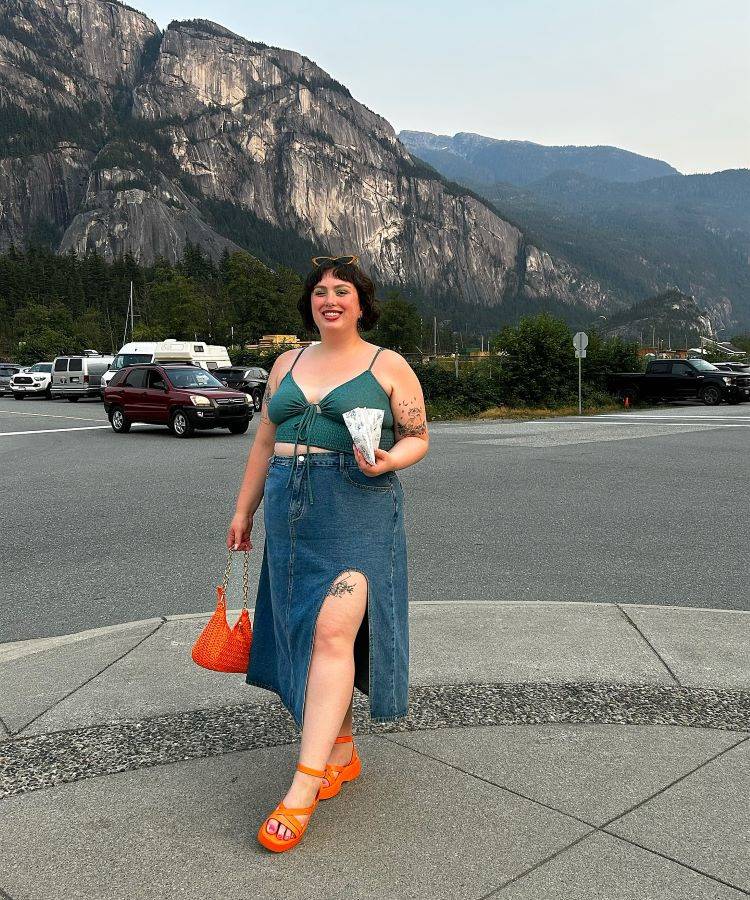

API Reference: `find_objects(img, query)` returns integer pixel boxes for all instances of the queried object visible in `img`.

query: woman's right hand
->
[227,512,253,551]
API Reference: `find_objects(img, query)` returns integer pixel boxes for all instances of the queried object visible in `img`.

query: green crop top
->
[267,344,395,504]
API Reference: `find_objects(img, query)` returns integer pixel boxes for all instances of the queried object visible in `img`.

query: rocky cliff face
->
[603,290,716,343]
[0,0,610,314]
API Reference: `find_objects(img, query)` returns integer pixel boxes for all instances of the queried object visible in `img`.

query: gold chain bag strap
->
[191,549,253,672]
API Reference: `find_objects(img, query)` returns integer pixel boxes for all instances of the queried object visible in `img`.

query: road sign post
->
[573,332,589,415]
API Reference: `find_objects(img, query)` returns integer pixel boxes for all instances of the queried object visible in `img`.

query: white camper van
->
[100,340,232,393]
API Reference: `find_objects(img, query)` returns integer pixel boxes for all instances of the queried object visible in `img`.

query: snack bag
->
[342,407,385,465]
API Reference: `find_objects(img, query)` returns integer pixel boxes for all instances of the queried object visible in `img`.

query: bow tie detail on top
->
[285,402,323,504]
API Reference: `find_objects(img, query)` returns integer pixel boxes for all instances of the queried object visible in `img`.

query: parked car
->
[0,364,23,395]
[103,364,253,437]
[51,353,115,401]
[607,358,750,405]
[715,362,750,374]
[9,362,54,399]
[100,339,232,394]
[214,366,269,410]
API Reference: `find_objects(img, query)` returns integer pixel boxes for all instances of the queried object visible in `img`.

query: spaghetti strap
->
[367,346,383,370]
[289,347,306,373]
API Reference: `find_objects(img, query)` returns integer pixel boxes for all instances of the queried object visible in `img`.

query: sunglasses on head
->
[311,254,360,268]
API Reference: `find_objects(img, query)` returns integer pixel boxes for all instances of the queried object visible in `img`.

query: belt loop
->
[339,452,345,471]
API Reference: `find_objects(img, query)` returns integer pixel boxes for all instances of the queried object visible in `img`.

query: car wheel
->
[12,393,24,400]
[67,396,79,403]
[171,409,195,437]
[45,387,52,399]
[109,406,131,433]
[253,390,262,411]
[618,386,638,404]
[228,419,250,434]
[700,385,723,405]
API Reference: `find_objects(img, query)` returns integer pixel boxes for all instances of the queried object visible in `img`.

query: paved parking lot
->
[2,395,749,642]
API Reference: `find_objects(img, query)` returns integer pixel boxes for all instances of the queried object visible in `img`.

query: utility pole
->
[122,281,134,346]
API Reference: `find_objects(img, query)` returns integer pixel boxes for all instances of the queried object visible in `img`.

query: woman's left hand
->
[353,445,396,476]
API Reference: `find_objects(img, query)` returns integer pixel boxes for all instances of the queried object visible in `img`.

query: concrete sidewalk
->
[1,601,748,899]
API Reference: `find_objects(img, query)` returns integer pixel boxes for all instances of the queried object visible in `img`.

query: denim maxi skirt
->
[246,451,409,728]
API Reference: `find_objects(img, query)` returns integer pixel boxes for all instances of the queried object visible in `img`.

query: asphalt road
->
[2,394,749,642]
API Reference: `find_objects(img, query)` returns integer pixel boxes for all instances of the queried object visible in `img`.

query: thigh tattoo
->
[327,572,358,598]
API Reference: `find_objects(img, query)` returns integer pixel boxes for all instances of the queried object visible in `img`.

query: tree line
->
[0,242,304,362]
[0,242,648,411]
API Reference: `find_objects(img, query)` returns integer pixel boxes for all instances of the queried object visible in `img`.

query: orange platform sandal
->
[318,735,362,800]
[257,763,324,852]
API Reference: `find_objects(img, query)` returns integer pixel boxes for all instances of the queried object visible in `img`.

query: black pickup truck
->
[607,358,750,405]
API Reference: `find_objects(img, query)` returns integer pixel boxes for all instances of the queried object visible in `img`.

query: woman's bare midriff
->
[273,442,336,455]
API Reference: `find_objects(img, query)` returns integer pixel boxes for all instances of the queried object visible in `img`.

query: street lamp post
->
[452,331,459,378]
[440,319,450,357]
[433,318,450,357]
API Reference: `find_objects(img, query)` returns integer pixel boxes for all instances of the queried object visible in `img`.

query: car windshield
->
[112,353,152,370]
[165,368,225,389]
[690,359,719,372]
[29,363,53,373]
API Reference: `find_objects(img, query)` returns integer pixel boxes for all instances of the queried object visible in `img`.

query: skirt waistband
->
[268,450,360,469]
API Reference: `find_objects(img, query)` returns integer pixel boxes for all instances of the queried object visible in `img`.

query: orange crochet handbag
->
[191,549,253,673]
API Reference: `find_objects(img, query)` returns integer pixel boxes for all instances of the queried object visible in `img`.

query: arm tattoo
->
[395,395,427,438]
[260,380,274,425]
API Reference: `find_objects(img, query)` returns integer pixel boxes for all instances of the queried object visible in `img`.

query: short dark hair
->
[298,261,381,333]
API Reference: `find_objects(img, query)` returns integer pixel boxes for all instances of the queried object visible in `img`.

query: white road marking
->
[593,413,750,421]
[0,410,104,422]
[529,420,750,428]
[0,425,113,436]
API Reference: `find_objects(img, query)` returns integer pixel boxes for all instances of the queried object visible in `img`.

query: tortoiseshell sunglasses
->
[311,254,360,267]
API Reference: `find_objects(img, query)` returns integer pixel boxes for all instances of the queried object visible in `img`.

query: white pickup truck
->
[10,362,54,399]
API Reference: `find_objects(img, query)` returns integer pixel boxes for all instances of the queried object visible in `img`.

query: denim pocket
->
[341,466,393,492]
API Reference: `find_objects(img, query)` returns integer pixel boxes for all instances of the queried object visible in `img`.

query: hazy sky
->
[133,0,749,174]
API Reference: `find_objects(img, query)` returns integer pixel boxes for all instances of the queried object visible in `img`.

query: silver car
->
[0,364,22,395]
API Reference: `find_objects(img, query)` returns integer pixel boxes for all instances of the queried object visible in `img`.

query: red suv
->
[103,364,252,437]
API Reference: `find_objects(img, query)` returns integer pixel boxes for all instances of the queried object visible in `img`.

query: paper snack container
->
[342,407,384,465]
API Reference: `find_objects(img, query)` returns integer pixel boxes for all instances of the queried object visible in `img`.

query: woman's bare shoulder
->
[375,348,419,382]
[269,348,302,382]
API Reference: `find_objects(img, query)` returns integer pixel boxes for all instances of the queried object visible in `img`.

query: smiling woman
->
[270,262,390,460]
[227,255,429,852]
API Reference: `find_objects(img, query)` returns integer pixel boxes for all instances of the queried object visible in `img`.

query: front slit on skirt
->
[246,450,409,728]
